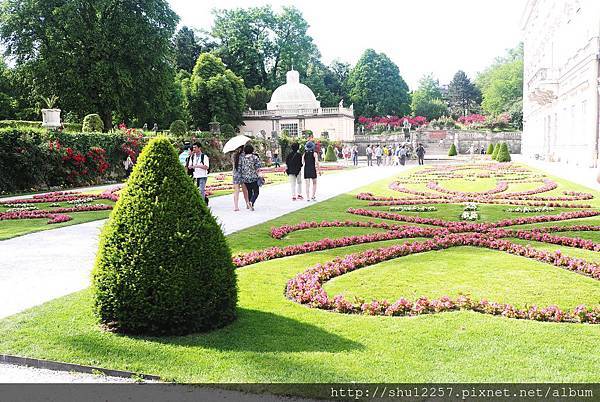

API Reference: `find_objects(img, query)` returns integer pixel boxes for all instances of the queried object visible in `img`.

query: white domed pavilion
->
[241,69,355,142]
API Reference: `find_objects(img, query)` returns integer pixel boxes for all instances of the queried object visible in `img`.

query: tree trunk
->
[101,110,112,132]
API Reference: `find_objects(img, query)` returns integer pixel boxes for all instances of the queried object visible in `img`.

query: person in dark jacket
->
[416,143,425,165]
[285,142,304,200]
[303,141,321,201]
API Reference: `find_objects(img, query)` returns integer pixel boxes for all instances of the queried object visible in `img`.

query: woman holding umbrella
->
[223,135,252,211]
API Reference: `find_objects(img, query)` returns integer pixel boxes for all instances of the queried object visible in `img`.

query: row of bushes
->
[447,142,511,162]
[0,120,83,132]
[0,126,240,193]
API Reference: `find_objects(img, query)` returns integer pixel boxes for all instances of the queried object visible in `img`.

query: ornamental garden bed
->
[0,162,598,387]
[0,165,349,240]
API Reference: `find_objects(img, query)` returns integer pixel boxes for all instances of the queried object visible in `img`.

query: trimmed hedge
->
[83,114,104,132]
[0,127,132,192]
[491,143,501,160]
[448,143,457,156]
[496,142,511,162]
[169,120,187,136]
[92,137,237,335]
[0,127,234,193]
[0,120,82,132]
[324,144,337,162]
[486,143,494,155]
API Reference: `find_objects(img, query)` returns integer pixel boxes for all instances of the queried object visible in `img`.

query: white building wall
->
[240,115,355,142]
[522,0,600,167]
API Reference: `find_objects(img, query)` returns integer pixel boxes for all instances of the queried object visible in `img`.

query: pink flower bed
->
[285,237,599,323]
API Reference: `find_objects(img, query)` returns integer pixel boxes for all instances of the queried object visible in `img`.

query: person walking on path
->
[187,142,210,200]
[239,144,262,211]
[232,146,250,211]
[375,144,383,166]
[416,143,425,165]
[399,144,407,166]
[303,141,321,201]
[352,145,359,166]
[273,150,281,168]
[286,143,304,201]
[366,144,373,166]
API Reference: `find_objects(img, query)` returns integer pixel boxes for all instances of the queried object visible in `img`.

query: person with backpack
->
[186,142,210,202]
[239,143,263,211]
[285,142,304,201]
[399,144,408,166]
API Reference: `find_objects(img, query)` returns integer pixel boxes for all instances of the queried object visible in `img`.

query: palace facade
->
[239,70,355,142]
[521,0,600,166]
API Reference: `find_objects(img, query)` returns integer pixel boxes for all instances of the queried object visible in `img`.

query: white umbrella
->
[222,135,251,154]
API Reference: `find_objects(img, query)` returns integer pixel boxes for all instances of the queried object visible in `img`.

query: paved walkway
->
[0,165,406,320]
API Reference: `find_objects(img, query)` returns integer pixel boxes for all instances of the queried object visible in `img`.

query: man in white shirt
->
[187,142,210,199]
[366,145,373,166]
[375,144,383,166]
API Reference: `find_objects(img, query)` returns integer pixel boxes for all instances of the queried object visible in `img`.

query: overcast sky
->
[169,0,525,90]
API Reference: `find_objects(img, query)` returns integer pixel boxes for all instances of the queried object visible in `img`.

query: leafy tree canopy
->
[348,49,410,117]
[0,0,180,129]
[212,5,318,90]
[447,70,481,117]
[411,74,447,120]
[186,53,246,130]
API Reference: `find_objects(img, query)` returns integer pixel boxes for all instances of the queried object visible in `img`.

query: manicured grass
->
[324,246,600,309]
[0,162,599,388]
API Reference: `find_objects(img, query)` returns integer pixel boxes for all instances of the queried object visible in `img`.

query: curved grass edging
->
[0,354,161,381]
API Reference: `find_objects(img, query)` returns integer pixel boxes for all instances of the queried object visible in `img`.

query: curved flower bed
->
[285,237,599,323]
[243,163,600,325]
[0,204,113,224]
[427,180,509,196]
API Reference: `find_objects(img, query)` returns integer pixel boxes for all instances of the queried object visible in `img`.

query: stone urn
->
[41,109,61,129]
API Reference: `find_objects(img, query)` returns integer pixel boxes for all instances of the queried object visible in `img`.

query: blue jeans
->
[196,177,207,199]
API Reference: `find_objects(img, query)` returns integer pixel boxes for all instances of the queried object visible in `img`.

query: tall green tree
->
[186,53,246,130]
[410,74,448,120]
[0,0,179,129]
[447,70,481,117]
[246,85,271,110]
[477,43,523,117]
[348,49,410,117]
[212,5,318,90]
[0,56,16,119]
[173,26,215,73]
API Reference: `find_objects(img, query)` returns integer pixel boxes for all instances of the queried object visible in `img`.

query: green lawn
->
[0,162,599,388]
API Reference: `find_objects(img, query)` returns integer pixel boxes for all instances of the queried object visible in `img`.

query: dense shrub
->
[0,127,137,192]
[221,123,235,137]
[0,120,82,132]
[324,144,337,162]
[169,120,187,136]
[82,114,104,132]
[92,137,237,335]
[448,143,457,156]
[486,143,495,155]
[491,143,501,160]
[496,142,511,162]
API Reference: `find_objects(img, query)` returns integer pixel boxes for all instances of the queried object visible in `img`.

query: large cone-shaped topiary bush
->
[324,144,337,162]
[448,143,457,156]
[92,137,237,335]
[496,142,511,162]
[491,143,501,160]
[486,143,494,155]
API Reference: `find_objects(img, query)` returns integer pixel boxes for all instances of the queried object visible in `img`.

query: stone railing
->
[243,107,354,118]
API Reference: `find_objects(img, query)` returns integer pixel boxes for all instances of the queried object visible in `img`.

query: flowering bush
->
[458,114,486,126]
